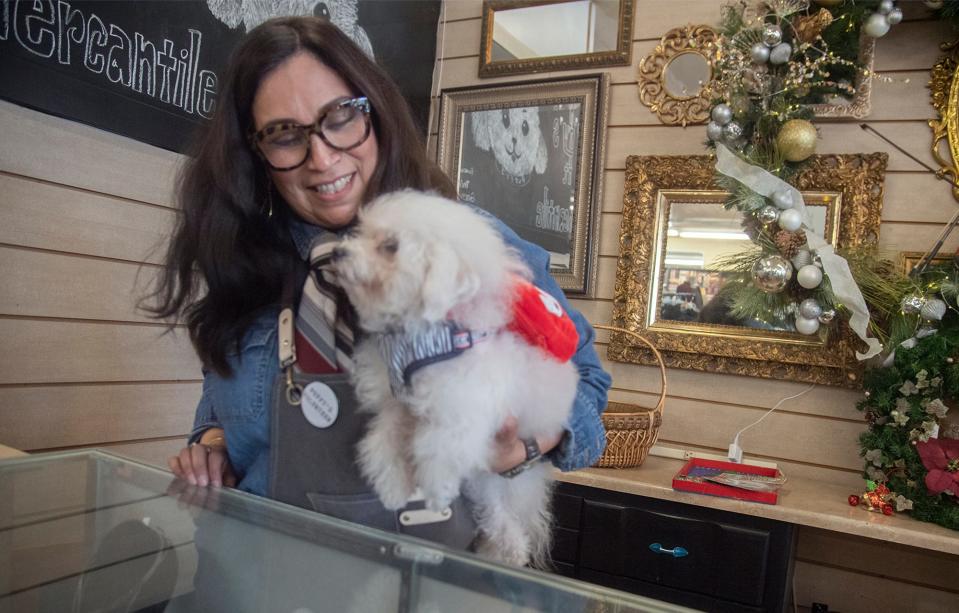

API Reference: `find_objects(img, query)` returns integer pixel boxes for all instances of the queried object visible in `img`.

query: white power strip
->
[648,445,780,471]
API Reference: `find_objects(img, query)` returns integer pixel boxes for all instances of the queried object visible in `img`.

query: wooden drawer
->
[553,483,795,612]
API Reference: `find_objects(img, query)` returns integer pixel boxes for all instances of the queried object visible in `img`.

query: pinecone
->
[774,229,806,259]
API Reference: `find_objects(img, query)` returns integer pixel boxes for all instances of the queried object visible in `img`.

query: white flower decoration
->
[894,495,913,512]
[924,398,949,419]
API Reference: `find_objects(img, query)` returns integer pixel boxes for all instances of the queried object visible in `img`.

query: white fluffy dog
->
[330,190,579,567]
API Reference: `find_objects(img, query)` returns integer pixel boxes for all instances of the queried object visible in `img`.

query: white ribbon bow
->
[715,144,882,360]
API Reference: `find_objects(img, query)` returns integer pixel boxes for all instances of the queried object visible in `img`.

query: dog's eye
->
[521,120,529,136]
[378,237,399,255]
[501,110,510,129]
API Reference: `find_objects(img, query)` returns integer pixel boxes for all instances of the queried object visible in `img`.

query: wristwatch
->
[499,437,543,479]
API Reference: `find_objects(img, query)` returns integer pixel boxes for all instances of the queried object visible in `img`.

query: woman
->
[154,16,611,548]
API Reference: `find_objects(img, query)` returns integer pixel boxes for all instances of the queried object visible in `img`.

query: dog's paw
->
[374,477,414,511]
[421,482,459,513]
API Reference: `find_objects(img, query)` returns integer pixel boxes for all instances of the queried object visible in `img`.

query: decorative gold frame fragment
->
[608,154,887,388]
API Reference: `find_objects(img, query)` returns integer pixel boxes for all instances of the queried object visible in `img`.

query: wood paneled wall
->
[0,100,199,467]
[430,1,957,610]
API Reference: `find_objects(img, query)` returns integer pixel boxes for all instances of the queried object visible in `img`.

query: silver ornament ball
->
[757,205,780,224]
[722,121,743,141]
[762,23,783,47]
[920,298,947,321]
[751,42,770,64]
[795,315,821,335]
[878,0,894,14]
[777,208,803,232]
[711,103,733,126]
[799,298,823,319]
[772,190,794,210]
[751,255,793,294]
[797,264,823,289]
[887,7,903,24]
[864,12,891,37]
[706,121,724,141]
[900,293,927,314]
[818,309,836,324]
[769,43,792,65]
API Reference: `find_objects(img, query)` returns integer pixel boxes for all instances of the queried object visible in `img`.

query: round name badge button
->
[300,382,339,428]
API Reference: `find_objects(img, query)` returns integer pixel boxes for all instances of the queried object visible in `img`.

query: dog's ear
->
[421,241,480,320]
[534,129,548,174]
[470,111,493,152]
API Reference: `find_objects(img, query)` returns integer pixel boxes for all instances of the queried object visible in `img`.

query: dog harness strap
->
[378,322,495,395]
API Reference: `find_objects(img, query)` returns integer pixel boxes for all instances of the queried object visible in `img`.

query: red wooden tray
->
[672,457,782,505]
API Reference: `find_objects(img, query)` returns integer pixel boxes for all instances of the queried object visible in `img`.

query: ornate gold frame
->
[809,33,875,119]
[637,25,718,127]
[608,154,888,388]
[479,0,634,78]
[929,40,959,201]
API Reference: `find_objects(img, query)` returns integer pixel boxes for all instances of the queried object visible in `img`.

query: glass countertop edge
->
[1,448,693,612]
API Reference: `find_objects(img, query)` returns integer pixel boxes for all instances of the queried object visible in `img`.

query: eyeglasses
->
[250,96,372,171]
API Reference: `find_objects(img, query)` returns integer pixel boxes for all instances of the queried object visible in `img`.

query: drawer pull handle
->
[649,542,688,558]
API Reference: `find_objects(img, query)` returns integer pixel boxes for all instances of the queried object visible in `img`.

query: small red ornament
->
[848,494,860,506]
[882,503,894,516]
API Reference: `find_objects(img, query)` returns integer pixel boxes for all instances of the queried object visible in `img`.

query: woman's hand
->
[489,416,563,474]
[167,429,237,488]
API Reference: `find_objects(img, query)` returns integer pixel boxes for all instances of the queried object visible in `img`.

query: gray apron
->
[267,287,478,550]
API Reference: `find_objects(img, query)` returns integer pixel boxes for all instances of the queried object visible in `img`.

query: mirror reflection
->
[663,52,711,99]
[658,200,829,332]
[490,0,621,60]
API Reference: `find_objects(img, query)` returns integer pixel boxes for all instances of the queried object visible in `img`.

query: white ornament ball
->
[777,208,803,232]
[711,104,733,126]
[887,7,903,24]
[800,298,823,319]
[706,121,724,141]
[795,316,821,335]
[878,0,894,14]
[864,12,891,37]
[769,43,792,65]
[751,42,770,64]
[758,205,780,224]
[772,190,794,210]
[921,298,947,321]
[797,264,823,289]
[791,249,812,270]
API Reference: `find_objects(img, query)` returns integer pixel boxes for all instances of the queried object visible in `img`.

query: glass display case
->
[0,450,693,612]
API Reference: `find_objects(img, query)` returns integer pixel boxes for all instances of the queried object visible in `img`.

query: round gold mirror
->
[638,25,717,127]
[662,51,711,99]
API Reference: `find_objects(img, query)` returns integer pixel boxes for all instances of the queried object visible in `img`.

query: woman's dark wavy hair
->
[146,17,456,375]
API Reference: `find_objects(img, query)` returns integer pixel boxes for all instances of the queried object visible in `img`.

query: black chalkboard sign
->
[0,0,440,153]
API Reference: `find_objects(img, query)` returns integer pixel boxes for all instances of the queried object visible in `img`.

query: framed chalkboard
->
[437,74,610,297]
[0,0,440,153]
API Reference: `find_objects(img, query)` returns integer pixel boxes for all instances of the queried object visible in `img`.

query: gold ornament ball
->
[776,119,817,162]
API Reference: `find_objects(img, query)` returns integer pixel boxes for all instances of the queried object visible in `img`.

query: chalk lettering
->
[132,32,156,96]
[83,13,106,73]
[106,23,130,86]
[14,0,56,58]
[56,0,85,65]
[196,69,216,118]
[156,39,176,104]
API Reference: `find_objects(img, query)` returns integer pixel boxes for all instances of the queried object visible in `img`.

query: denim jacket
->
[189,209,612,496]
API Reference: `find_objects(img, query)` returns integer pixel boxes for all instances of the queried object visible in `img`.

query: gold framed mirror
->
[479,0,634,78]
[608,154,887,388]
[930,40,959,201]
[637,25,718,127]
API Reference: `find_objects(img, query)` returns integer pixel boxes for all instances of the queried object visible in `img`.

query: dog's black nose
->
[330,246,347,261]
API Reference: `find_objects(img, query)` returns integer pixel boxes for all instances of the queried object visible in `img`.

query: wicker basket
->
[592,325,667,469]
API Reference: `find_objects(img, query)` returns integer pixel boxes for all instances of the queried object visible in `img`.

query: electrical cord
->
[728,383,817,463]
